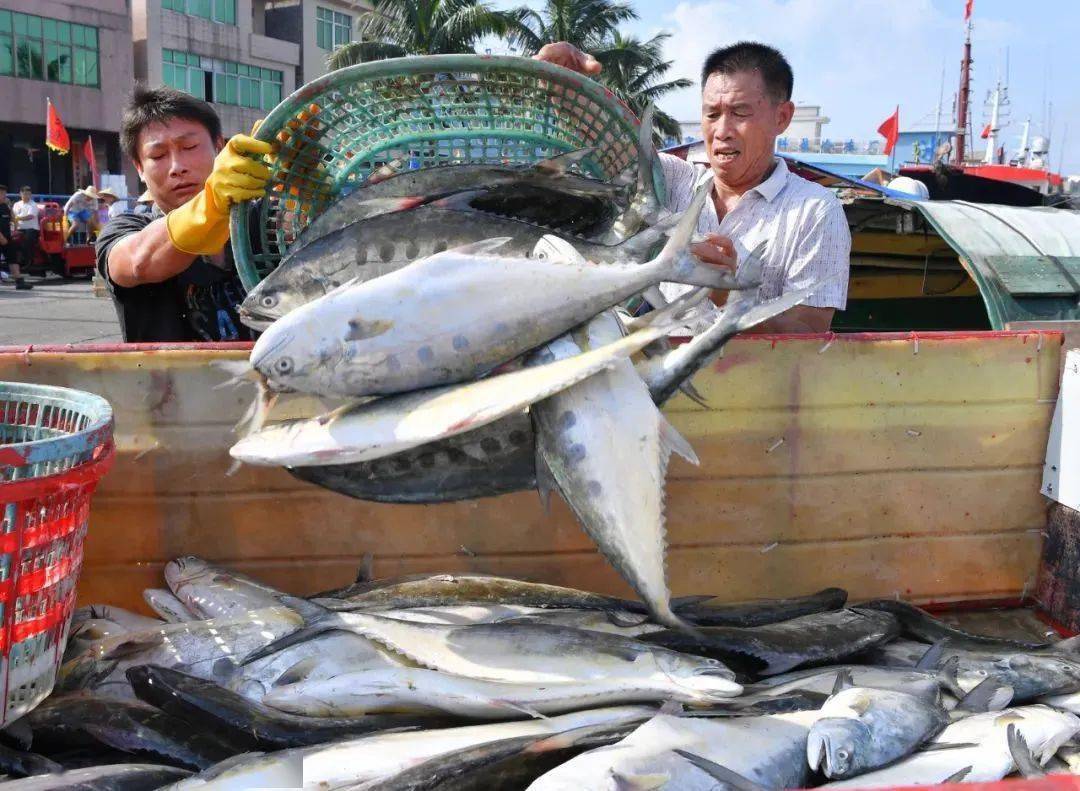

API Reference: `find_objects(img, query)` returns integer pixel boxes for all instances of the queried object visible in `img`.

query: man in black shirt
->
[96,87,271,342]
[0,186,32,290]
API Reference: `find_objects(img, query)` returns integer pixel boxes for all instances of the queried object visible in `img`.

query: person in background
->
[64,186,100,244]
[0,187,14,285]
[96,86,269,342]
[98,187,125,223]
[537,41,850,333]
[10,186,38,291]
[133,190,154,216]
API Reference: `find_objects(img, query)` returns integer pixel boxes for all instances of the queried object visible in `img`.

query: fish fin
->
[443,237,513,256]
[1008,723,1046,778]
[100,636,164,660]
[955,677,1014,713]
[275,593,332,622]
[632,288,711,332]
[605,611,651,628]
[531,234,588,265]
[638,105,663,209]
[491,699,550,720]
[531,146,594,175]
[832,668,855,695]
[272,656,323,687]
[922,742,981,752]
[673,750,770,791]
[316,400,364,426]
[670,595,715,609]
[917,639,951,670]
[677,380,709,408]
[936,655,967,698]
[942,766,973,783]
[241,606,342,665]
[1053,635,1080,654]
[611,771,669,791]
[658,415,699,466]
[355,553,374,584]
[659,700,685,716]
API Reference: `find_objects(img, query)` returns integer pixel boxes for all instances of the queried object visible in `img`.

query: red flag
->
[45,98,70,155]
[964,0,973,20]
[83,137,99,189]
[980,123,992,139]
[877,106,899,155]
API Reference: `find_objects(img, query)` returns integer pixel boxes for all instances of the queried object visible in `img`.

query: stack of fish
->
[225,107,812,632]
[6,557,1080,789]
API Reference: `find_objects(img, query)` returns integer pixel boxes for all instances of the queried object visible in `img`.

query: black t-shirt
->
[95,210,255,343]
[0,202,11,240]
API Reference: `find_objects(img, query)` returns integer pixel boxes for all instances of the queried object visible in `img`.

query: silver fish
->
[807,685,949,779]
[532,308,697,631]
[231,294,702,468]
[248,179,715,398]
[265,663,732,719]
[242,611,742,699]
[0,764,190,789]
[169,706,654,791]
[290,148,623,252]
[164,556,286,620]
[527,711,818,791]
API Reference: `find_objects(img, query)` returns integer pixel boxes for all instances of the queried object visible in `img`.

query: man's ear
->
[776,100,795,134]
[215,135,226,154]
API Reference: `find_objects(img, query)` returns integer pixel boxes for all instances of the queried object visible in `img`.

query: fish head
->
[240,276,331,330]
[249,316,325,393]
[1017,654,1080,692]
[807,717,871,779]
[656,651,743,699]
[164,555,213,589]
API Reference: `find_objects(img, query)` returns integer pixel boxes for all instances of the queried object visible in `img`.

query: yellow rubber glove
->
[165,131,272,256]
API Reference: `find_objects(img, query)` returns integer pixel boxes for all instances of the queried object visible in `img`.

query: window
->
[164,49,283,111]
[316,7,351,51]
[162,0,236,25]
[0,11,98,87]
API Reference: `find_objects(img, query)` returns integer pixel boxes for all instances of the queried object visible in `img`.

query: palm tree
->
[507,0,636,55]
[327,0,522,70]
[593,32,691,144]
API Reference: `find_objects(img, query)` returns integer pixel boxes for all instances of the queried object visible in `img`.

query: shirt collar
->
[749,156,790,203]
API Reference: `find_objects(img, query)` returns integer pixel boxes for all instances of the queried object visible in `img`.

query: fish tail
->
[651,179,729,289]
[635,104,663,215]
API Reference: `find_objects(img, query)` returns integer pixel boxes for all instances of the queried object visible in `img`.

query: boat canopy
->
[905,200,1080,328]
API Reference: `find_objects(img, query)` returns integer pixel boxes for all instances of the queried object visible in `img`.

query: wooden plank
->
[0,333,1059,612]
[79,531,1043,609]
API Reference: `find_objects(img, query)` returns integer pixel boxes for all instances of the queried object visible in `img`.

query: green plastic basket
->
[230,54,663,290]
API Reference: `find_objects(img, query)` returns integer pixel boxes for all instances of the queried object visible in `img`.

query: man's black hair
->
[701,42,793,104]
[121,84,223,163]
[19,186,31,192]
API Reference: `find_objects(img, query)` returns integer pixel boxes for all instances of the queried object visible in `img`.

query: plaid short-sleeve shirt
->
[658,153,851,324]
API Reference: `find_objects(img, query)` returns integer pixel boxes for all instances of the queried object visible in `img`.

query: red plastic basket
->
[0,382,113,724]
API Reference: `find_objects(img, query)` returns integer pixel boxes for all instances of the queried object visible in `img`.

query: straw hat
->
[81,185,101,200]
[96,187,119,201]
[138,189,153,203]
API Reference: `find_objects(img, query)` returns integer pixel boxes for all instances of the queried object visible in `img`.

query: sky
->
[490,0,1080,174]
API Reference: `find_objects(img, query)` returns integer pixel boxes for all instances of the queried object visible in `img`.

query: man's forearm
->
[107,217,198,287]
[744,306,835,334]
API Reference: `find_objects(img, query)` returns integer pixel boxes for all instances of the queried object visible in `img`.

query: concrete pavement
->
[0,275,122,346]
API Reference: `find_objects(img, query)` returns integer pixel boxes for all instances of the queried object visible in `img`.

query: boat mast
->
[983,79,1001,164]
[954,11,973,165]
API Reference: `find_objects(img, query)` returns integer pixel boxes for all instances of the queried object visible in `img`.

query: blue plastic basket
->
[0,382,114,724]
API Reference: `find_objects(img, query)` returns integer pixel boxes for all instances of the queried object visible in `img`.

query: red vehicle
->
[15,201,96,279]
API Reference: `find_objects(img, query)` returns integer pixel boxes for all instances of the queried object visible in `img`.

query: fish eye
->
[836,749,850,761]
[260,295,278,309]
[274,357,294,375]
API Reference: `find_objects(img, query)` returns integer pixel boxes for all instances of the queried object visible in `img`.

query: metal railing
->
[774,138,885,155]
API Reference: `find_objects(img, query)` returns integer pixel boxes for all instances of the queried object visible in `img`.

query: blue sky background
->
[490,0,1079,174]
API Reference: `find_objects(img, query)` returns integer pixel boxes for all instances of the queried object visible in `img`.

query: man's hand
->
[166,132,271,256]
[690,233,737,271]
[534,43,601,76]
